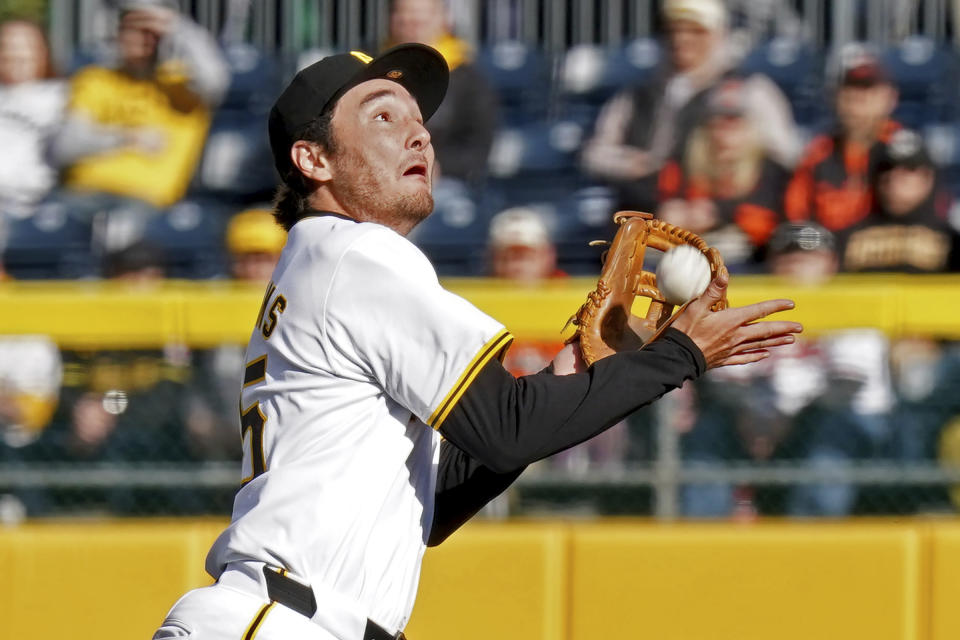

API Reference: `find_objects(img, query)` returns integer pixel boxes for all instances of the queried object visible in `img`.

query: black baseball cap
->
[877,129,934,172]
[838,51,890,87]
[268,43,449,182]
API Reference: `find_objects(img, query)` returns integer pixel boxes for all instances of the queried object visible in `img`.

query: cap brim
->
[334,43,449,122]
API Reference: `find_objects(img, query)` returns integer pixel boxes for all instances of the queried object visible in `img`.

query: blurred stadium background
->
[3,0,960,638]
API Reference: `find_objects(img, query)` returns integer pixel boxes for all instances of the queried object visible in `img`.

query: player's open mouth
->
[402,163,428,178]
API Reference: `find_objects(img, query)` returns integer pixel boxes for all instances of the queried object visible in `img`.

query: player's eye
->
[374,111,390,122]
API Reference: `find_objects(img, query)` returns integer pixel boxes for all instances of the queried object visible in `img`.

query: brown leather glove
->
[568,211,728,366]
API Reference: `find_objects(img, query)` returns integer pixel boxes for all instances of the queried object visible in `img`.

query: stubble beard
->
[333,152,434,235]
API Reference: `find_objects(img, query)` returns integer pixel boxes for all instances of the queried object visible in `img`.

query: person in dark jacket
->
[657,78,790,270]
[839,129,957,273]
[785,48,901,232]
[582,0,798,213]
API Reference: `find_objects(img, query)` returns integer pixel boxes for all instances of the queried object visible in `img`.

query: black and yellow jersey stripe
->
[427,328,513,430]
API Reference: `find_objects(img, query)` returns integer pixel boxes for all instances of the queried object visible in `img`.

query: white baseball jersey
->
[205,214,510,632]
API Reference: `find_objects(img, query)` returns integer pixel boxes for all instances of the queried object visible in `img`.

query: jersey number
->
[240,357,268,486]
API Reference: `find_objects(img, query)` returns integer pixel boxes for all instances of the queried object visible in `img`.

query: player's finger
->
[715,350,771,367]
[736,320,803,343]
[690,265,728,311]
[728,298,796,324]
[728,334,795,355]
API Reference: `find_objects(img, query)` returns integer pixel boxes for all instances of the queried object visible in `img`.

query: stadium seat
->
[739,36,825,126]
[142,199,230,279]
[2,203,98,279]
[479,184,617,275]
[883,36,960,128]
[408,179,492,276]
[559,38,662,126]
[488,120,586,178]
[190,109,277,203]
[191,44,281,202]
[221,43,283,113]
[475,41,552,125]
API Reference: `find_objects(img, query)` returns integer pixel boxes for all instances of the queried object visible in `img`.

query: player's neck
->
[306,189,418,236]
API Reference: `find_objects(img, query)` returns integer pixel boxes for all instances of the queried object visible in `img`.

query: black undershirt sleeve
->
[429,440,523,546]
[428,328,705,544]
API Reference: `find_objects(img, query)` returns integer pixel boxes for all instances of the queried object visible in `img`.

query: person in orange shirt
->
[785,49,900,232]
[657,78,790,270]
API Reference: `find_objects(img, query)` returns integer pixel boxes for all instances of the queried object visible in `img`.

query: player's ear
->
[290,140,334,183]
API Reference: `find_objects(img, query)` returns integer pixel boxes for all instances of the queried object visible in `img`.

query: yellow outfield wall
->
[2,274,960,347]
[4,519,960,639]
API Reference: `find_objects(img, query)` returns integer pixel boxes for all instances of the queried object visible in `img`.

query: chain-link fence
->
[3,281,960,522]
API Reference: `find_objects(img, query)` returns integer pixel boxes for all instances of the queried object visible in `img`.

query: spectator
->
[387,0,498,186]
[770,223,895,517]
[225,207,287,283]
[488,206,563,286]
[785,48,900,232]
[485,207,627,477]
[0,19,66,217]
[47,0,229,250]
[582,0,799,213]
[19,241,195,516]
[657,78,790,270]
[182,208,285,467]
[681,222,900,518]
[0,255,62,450]
[840,129,957,273]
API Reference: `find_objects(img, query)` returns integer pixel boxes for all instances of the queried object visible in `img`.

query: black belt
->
[262,566,406,640]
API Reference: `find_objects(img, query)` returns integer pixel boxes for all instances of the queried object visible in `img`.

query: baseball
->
[655,245,712,306]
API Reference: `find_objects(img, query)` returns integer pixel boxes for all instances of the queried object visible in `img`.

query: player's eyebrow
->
[358,88,400,109]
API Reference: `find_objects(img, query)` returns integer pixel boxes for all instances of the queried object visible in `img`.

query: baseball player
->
[154,43,801,640]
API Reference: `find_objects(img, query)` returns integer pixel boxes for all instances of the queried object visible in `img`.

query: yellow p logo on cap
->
[350,51,373,64]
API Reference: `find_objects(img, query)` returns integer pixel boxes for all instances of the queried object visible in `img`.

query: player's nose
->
[407,119,431,151]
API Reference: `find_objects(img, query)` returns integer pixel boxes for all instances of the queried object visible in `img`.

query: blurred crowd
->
[2,0,960,518]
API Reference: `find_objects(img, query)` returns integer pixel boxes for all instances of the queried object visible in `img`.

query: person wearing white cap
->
[487,207,561,285]
[582,0,799,213]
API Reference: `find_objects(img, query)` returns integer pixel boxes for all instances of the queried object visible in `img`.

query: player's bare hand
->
[671,266,802,369]
[551,341,587,375]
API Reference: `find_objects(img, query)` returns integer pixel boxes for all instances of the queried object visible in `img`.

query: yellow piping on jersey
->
[428,328,513,430]
[242,601,275,640]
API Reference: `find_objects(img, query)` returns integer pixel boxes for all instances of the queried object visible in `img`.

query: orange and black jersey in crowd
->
[785,120,901,232]
[658,156,789,251]
[837,190,958,273]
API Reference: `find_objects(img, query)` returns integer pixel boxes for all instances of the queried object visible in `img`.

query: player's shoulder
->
[291,214,434,275]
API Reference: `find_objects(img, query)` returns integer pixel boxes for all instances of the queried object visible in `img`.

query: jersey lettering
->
[261,294,287,339]
[254,282,277,330]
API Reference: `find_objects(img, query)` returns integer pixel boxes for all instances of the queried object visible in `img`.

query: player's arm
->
[430,439,524,546]
[434,273,800,477]
[434,327,704,475]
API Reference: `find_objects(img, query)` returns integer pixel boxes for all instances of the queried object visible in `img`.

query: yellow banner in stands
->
[0,275,958,348]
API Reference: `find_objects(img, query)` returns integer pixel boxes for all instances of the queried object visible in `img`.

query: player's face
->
[327,78,435,234]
